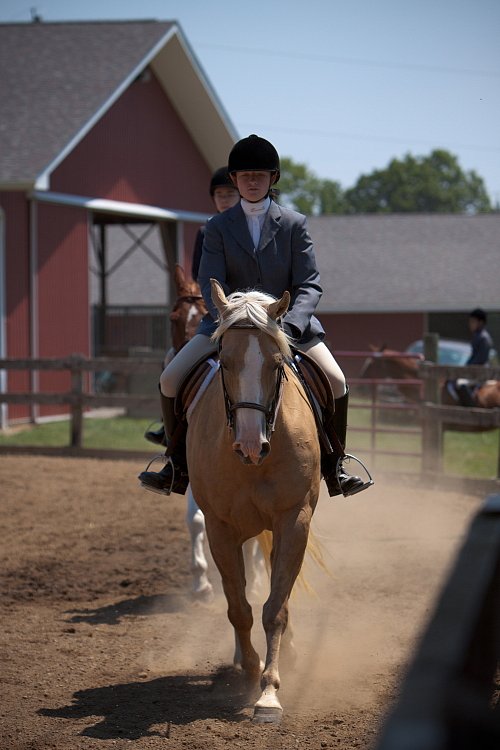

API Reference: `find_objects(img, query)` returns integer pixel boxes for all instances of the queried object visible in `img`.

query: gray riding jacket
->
[197,200,324,343]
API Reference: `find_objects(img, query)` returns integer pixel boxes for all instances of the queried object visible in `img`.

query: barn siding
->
[36,203,90,417]
[0,192,31,419]
[50,69,214,216]
[319,312,425,378]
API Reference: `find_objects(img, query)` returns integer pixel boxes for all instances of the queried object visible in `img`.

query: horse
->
[186,280,322,723]
[152,264,266,602]
[360,344,500,409]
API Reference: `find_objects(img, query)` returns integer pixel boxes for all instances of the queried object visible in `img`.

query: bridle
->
[217,325,287,441]
[172,293,204,309]
[171,293,206,353]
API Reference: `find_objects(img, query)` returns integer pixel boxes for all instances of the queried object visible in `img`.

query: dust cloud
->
[140,478,484,717]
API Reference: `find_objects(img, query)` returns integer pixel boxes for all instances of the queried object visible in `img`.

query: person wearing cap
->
[144,167,239,446]
[191,166,240,282]
[139,135,370,498]
[454,307,494,406]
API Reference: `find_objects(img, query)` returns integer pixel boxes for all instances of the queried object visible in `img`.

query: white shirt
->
[240,197,271,250]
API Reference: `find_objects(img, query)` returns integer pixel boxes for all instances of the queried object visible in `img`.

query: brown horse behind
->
[168,264,207,355]
[360,344,500,409]
[187,281,321,723]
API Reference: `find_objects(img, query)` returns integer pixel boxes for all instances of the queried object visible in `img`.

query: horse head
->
[210,279,291,465]
[170,264,207,353]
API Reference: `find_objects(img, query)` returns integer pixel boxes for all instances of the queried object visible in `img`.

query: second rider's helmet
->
[209,166,234,196]
[228,134,280,182]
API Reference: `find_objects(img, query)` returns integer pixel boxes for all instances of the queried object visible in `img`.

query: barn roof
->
[0,20,238,189]
[308,213,500,314]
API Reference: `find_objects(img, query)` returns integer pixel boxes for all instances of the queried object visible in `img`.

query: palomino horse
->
[360,344,500,409]
[187,281,321,723]
[162,265,265,602]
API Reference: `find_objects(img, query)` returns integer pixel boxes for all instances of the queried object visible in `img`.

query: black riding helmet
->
[228,134,280,182]
[209,166,234,196]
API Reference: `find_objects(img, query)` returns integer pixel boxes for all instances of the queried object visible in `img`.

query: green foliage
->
[344,149,491,214]
[278,157,345,215]
[277,150,491,216]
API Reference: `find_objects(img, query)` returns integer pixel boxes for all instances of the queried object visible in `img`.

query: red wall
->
[0,192,31,419]
[51,68,215,216]
[36,203,90,417]
[2,68,221,422]
[319,312,425,379]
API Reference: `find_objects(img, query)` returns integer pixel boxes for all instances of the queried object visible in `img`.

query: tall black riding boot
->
[322,388,369,497]
[144,422,166,446]
[138,394,189,495]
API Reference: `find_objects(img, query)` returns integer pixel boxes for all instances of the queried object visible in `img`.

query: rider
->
[138,134,371,497]
[455,307,494,406]
[144,167,239,446]
[191,166,240,282]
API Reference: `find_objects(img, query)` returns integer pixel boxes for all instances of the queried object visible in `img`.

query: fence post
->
[422,333,441,473]
[70,355,84,448]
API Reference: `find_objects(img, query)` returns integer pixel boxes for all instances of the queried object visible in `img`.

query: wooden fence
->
[1,353,500,477]
[0,355,161,451]
[374,493,500,749]
[418,361,500,477]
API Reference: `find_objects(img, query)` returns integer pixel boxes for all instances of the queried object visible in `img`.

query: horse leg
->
[253,508,311,724]
[185,485,213,602]
[204,514,262,681]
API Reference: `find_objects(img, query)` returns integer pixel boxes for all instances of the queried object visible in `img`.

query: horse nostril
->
[260,442,271,459]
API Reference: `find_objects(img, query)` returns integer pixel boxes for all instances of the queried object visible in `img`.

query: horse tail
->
[255,527,330,596]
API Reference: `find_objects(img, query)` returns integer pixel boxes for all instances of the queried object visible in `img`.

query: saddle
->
[174,348,334,452]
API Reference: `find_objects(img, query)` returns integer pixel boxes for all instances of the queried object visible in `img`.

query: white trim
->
[173,28,239,143]
[30,190,210,225]
[0,206,6,429]
[33,26,180,190]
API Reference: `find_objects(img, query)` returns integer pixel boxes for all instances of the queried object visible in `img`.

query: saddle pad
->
[293,350,334,413]
[175,355,219,419]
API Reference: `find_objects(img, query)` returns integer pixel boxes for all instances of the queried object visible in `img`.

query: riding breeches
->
[160,334,218,398]
[160,333,346,400]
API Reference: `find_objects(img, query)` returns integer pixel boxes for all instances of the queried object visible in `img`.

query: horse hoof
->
[252,706,283,724]
[192,584,214,604]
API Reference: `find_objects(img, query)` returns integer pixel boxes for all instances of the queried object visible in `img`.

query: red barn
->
[0,20,238,425]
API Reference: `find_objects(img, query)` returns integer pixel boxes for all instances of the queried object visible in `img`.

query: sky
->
[2,0,500,204]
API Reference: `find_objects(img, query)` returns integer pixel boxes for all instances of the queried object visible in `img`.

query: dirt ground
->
[0,455,488,749]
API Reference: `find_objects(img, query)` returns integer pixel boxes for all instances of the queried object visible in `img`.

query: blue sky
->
[2,0,500,204]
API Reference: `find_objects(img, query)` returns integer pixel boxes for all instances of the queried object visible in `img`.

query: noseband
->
[218,325,287,441]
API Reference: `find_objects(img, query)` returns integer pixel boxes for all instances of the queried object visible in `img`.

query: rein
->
[218,325,287,441]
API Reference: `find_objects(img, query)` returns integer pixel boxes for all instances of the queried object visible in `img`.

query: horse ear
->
[174,264,186,289]
[210,279,228,316]
[267,291,290,321]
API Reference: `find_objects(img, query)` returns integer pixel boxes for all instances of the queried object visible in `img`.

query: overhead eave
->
[30,190,210,224]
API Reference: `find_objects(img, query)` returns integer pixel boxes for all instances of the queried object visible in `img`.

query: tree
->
[277,157,346,215]
[344,149,491,214]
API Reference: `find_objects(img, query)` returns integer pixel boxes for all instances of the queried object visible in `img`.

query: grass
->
[0,415,157,452]
[1,404,498,480]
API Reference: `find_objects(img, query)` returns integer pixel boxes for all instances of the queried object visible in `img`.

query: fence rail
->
[1,353,499,477]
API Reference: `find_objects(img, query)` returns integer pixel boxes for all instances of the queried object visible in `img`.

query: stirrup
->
[336,454,374,497]
[139,454,176,496]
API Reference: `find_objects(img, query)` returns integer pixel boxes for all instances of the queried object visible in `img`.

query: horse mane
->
[211,290,292,358]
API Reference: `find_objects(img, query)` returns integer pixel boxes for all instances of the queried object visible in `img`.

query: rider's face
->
[212,186,240,213]
[232,171,276,202]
